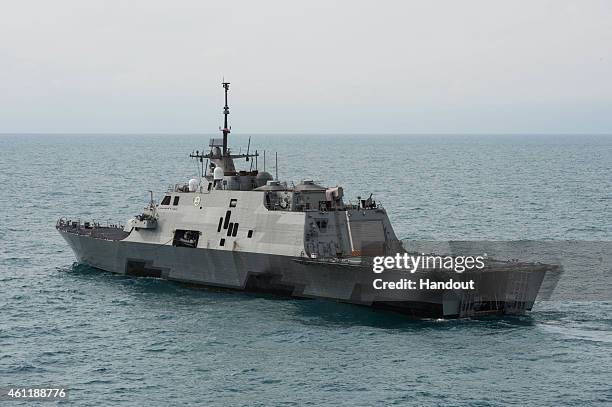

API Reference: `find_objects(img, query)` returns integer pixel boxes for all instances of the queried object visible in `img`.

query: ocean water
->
[0,134,611,406]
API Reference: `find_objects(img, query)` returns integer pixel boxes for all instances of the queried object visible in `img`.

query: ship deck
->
[56,219,130,241]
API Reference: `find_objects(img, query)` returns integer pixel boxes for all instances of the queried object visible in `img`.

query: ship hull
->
[58,229,548,319]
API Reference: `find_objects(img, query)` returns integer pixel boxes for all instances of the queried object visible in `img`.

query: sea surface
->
[0,134,611,406]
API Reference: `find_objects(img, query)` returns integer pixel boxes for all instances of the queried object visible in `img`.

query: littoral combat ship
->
[57,82,553,318]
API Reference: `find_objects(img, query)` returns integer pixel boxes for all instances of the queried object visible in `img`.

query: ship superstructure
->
[56,82,553,318]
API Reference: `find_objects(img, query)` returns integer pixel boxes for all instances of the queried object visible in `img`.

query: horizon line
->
[2,132,612,137]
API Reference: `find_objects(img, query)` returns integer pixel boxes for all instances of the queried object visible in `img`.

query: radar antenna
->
[189,81,258,166]
[222,81,231,155]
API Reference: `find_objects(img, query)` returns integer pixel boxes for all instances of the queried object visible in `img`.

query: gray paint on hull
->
[59,230,548,317]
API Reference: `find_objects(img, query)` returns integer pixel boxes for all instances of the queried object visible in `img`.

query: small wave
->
[540,324,612,344]
[3,362,47,374]
[565,226,605,233]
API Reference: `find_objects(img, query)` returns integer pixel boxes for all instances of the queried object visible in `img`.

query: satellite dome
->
[188,178,198,192]
[213,167,224,181]
[255,171,274,187]
[254,180,286,191]
[295,180,325,191]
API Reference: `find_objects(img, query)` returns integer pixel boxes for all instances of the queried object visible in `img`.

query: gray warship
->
[57,82,555,318]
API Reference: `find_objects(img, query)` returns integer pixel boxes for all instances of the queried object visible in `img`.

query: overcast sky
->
[1,0,611,134]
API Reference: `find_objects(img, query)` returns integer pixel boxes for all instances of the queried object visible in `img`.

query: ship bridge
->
[174,81,381,215]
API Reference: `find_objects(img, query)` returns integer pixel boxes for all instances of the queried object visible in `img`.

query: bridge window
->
[220,238,225,246]
[232,223,239,237]
[247,230,253,238]
[161,195,171,206]
[173,196,180,206]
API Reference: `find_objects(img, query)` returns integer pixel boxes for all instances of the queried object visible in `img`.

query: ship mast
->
[221,81,230,156]
[189,81,258,174]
